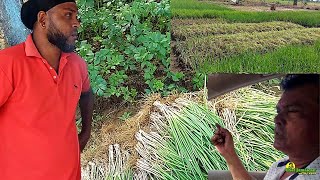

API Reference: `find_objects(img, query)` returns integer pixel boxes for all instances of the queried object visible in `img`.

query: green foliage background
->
[76,0,188,102]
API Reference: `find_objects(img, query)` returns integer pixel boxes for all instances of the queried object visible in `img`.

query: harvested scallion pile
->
[82,87,284,179]
[136,87,284,179]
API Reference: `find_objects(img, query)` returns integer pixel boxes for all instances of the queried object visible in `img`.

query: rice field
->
[171,0,320,73]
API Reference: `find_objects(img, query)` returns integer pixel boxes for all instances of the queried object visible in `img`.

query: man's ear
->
[37,11,47,29]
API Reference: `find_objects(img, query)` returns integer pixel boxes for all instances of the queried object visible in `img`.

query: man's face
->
[46,2,79,53]
[273,84,319,155]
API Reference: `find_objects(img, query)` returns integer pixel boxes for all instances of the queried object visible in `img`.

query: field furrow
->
[171,18,227,27]
[173,21,304,40]
[176,28,320,67]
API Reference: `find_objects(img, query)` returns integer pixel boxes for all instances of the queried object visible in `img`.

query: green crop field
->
[172,0,320,27]
[171,0,320,73]
[200,41,320,73]
[171,0,231,11]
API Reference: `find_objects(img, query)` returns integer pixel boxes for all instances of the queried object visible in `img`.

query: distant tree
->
[293,0,298,5]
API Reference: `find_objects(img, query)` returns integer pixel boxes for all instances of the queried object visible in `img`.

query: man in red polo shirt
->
[0,0,94,179]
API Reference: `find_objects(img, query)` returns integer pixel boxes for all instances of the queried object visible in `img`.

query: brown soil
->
[80,95,139,163]
[171,40,193,71]
[170,40,195,89]
[170,19,200,89]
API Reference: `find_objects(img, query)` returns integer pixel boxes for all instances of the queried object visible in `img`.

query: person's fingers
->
[217,137,224,143]
[211,137,216,146]
[211,134,219,144]
[215,123,223,133]
[211,134,224,145]
[212,124,233,147]
[221,129,234,146]
[218,126,228,133]
[213,136,224,143]
[216,124,230,137]
[224,129,232,139]
[214,126,233,144]
[215,123,221,129]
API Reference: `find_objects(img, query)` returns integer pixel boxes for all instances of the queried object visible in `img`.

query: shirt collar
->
[277,156,320,168]
[278,158,290,167]
[25,34,42,58]
[24,34,71,60]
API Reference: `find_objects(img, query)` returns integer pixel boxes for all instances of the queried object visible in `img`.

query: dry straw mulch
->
[81,91,205,168]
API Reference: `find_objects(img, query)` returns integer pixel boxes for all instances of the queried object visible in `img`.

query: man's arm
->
[223,152,253,180]
[211,124,254,180]
[78,87,94,152]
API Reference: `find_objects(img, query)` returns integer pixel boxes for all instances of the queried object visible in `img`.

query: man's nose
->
[72,18,80,28]
[274,113,286,126]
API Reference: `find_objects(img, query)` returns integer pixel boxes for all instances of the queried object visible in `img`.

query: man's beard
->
[47,21,75,53]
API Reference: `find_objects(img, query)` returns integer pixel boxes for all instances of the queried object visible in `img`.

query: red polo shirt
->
[0,35,90,180]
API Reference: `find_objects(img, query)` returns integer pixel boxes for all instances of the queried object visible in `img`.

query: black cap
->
[21,0,76,30]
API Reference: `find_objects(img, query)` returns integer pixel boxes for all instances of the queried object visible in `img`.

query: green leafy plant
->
[76,0,190,102]
[192,72,206,90]
[119,111,132,121]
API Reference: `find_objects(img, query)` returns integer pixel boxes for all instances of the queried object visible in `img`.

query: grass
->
[171,0,320,27]
[172,21,304,40]
[171,0,232,11]
[176,28,320,67]
[171,18,227,27]
[234,0,320,7]
[199,41,320,73]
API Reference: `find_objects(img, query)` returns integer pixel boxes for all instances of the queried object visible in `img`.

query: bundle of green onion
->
[135,88,284,179]
[136,99,227,180]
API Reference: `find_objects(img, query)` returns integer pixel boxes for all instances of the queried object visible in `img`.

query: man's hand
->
[78,130,90,152]
[78,88,94,153]
[211,123,236,159]
[211,124,254,180]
